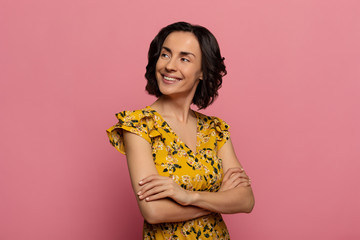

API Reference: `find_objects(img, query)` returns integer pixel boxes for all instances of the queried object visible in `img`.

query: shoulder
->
[115,106,156,124]
[106,107,157,154]
[195,111,230,150]
[113,106,160,139]
[195,111,230,131]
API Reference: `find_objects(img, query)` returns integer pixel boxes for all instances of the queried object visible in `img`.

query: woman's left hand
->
[138,175,191,206]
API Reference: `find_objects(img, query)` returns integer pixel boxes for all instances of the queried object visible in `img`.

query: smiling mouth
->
[163,75,181,82]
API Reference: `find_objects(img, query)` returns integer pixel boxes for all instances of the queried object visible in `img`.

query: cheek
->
[155,60,160,71]
[155,61,162,78]
[187,67,202,79]
[155,56,166,69]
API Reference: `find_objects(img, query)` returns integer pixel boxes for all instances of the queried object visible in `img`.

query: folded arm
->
[139,138,255,214]
[187,184,254,214]
[123,131,210,224]
[186,138,255,213]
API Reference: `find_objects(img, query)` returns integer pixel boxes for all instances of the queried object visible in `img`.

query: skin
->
[123,31,254,224]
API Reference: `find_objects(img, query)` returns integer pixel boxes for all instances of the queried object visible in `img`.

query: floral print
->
[107,106,231,239]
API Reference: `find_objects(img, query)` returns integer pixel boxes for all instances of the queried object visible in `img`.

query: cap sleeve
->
[213,117,230,150]
[106,110,152,154]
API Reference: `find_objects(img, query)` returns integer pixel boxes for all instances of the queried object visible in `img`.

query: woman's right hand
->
[137,174,192,206]
[219,167,251,192]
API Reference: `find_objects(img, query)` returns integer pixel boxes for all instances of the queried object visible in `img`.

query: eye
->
[181,57,190,62]
[161,53,170,58]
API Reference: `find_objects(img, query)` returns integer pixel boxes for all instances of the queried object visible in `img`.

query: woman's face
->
[155,31,203,99]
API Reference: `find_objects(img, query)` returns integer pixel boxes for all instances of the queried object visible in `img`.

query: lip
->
[161,74,182,84]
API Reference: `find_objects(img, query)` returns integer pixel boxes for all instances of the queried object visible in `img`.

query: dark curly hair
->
[145,22,227,110]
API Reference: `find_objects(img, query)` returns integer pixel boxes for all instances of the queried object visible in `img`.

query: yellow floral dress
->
[106,106,231,240]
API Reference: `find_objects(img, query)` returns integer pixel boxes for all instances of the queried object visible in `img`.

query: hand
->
[219,167,251,192]
[137,175,191,206]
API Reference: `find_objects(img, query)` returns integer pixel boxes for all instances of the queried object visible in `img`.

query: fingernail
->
[139,180,143,185]
[137,191,141,195]
[145,197,150,201]
[139,195,143,199]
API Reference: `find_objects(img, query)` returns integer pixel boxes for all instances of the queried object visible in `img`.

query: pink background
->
[1,0,359,239]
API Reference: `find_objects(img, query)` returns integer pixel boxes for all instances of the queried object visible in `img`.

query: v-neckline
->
[146,106,199,155]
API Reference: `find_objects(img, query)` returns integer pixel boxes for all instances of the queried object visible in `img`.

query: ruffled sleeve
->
[213,117,230,150]
[106,109,157,154]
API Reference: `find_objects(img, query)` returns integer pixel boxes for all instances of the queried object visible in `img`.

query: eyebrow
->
[162,46,196,58]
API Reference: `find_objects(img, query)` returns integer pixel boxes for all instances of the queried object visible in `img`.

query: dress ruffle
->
[212,117,230,150]
[106,109,161,154]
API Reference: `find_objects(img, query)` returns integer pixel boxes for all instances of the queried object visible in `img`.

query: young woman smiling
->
[107,22,254,239]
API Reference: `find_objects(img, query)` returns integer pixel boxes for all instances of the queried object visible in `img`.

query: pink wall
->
[1,0,359,239]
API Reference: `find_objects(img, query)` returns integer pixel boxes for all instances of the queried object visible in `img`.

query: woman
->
[107,22,254,239]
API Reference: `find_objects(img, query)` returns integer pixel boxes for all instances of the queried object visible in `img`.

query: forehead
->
[162,31,201,55]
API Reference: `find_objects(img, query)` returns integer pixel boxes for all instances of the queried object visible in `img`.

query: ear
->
[199,72,203,81]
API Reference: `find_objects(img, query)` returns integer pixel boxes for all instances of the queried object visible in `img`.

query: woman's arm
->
[140,138,255,214]
[123,130,210,224]
[187,138,255,213]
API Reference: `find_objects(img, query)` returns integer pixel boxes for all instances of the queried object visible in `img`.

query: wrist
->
[186,191,200,206]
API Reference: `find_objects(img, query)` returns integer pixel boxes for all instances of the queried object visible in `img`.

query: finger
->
[221,177,244,191]
[138,179,169,195]
[139,185,168,200]
[223,168,244,182]
[139,175,170,185]
[238,170,249,177]
[232,171,249,180]
[237,178,252,187]
[229,172,242,180]
[226,167,244,174]
[233,175,252,187]
[229,178,243,189]
[237,181,251,187]
[228,173,248,184]
[222,174,240,189]
[223,171,244,187]
[139,175,165,185]
[229,167,244,172]
[227,174,244,187]
[144,190,172,202]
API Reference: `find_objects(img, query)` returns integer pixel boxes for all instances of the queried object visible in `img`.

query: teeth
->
[164,76,178,81]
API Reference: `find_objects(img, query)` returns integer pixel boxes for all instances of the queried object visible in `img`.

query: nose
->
[165,58,177,72]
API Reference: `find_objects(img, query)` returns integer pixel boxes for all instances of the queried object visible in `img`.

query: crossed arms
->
[123,131,255,224]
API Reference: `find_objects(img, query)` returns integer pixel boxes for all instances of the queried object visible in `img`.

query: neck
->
[151,95,195,123]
